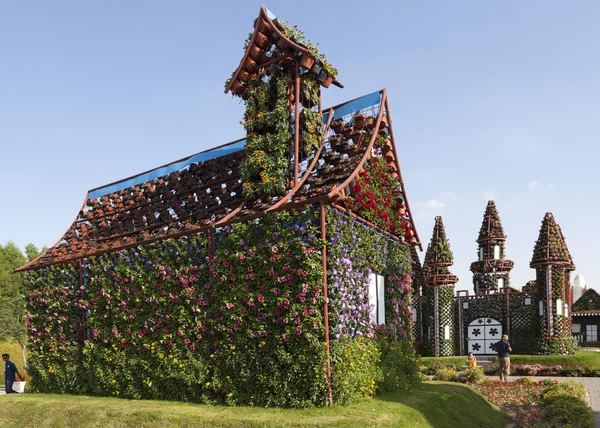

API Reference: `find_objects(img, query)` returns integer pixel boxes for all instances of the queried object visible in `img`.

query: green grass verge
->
[419,356,467,369]
[0,382,506,427]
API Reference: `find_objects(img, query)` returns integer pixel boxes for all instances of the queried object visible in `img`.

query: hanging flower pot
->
[277,37,291,52]
[378,115,389,133]
[351,132,364,145]
[331,119,344,134]
[300,53,315,70]
[309,62,323,77]
[249,45,261,60]
[230,79,245,95]
[365,116,376,130]
[342,125,354,139]
[322,74,333,88]
[238,70,250,83]
[353,114,366,130]
[244,57,257,73]
[255,32,271,50]
[328,135,341,152]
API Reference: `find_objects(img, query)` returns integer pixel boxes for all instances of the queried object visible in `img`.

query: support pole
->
[293,60,301,187]
[320,202,333,406]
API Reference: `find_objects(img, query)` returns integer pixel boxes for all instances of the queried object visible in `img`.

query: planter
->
[300,53,315,70]
[230,79,245,95]
[330,119,344,134]
[277,38,291,52]
[315,70,327,84]
[243,57,257,73]
[336,141,349,154]
[365,116,376,130]
[381,143,392,154]
[353,114,366,130]
[322,74,333,88]
[378,115,389,132]
[238,70,250,82]
[249,45,261,60]
[309,62,323,77]
[351,132,364,145]
[255,32,271,50]
[328,135,341,152]
[342,125,354,140]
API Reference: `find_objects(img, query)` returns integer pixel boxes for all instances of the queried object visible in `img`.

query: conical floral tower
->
[530,212,577,354]
[470,201,514,294]
[423,216,457,356]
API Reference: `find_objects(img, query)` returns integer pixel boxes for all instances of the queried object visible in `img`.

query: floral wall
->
[25,207,419,406]
[326,207,419,399]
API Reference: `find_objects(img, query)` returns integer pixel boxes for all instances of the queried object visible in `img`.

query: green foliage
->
[378,338,421,393]
[24,243,46,263]
[540,381,595,427]
[456,367,484,384]
[240,68,292,199]
[330,338,381,405]
[433,367,458,382]
[424,217,454,268]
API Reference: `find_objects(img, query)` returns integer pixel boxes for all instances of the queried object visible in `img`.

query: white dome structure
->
[573,273,587,302]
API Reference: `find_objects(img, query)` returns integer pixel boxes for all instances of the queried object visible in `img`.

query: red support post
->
[320,201,333,406]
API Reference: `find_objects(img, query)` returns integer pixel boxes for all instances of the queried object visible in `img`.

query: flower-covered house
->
[17,6,421,406]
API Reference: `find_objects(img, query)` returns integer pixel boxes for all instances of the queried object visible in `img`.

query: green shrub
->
[330,337,382,405]
[377,338,421,393]
[456,367,484,384]
[540,381,594,428]
[433,367,457,382]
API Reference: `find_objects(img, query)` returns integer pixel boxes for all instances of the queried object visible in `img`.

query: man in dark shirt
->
[3,353,21,394]
[493,334,512,382]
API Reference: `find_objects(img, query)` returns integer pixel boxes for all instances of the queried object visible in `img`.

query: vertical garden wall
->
[25,207,419,406]
[326,207,419,402]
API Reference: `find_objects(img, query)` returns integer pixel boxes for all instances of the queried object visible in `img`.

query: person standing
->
[3,354,21,394]
[493,334,512,382]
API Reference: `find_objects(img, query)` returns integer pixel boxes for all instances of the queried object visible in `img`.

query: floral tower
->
[470,201,514,294]
[423,216,457,356]
[530,212,578,354]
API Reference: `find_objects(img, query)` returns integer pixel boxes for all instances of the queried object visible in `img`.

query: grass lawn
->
[0,382,507,427]
[419,356,467,369]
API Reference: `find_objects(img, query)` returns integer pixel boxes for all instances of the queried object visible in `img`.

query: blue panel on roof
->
[88,140,246,200]
[265,8,277,20]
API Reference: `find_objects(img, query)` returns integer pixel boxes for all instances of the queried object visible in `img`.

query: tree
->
[24,243,43,263]
[0,242,29,366]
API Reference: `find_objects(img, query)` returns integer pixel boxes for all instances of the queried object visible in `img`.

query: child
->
[467,352,477,368]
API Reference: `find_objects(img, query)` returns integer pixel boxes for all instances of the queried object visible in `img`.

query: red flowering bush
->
[344,155,406,235]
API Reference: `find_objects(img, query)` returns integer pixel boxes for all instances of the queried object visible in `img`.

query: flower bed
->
[471,379,594,427]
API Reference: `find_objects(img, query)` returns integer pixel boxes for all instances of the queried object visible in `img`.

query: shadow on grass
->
[375,381,508,428]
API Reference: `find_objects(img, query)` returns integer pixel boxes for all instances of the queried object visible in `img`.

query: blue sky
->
[1,1,598,292]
